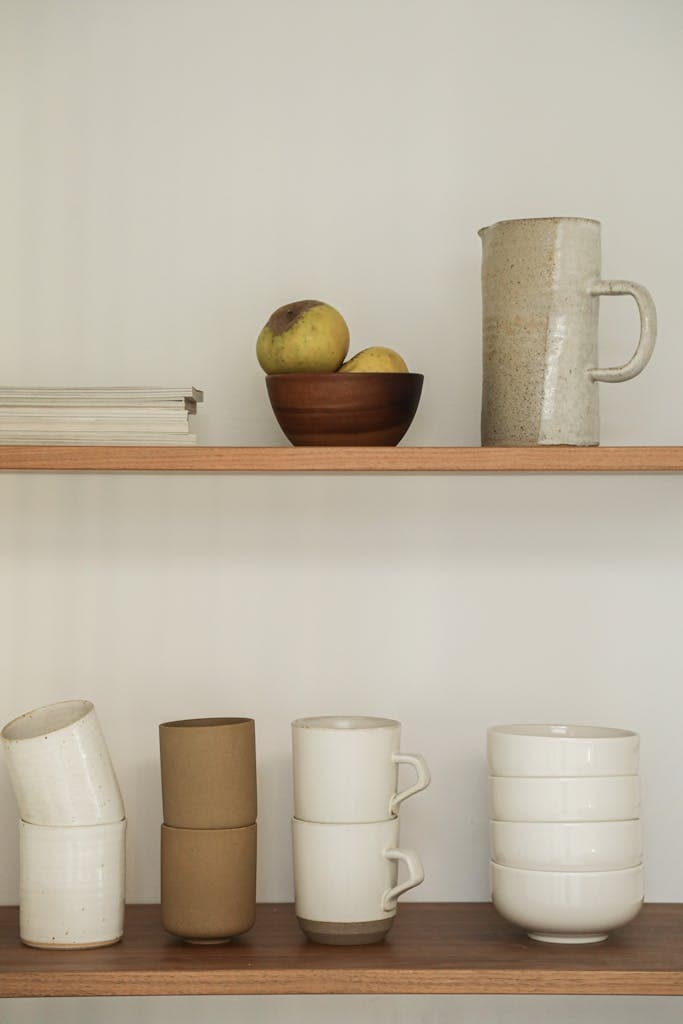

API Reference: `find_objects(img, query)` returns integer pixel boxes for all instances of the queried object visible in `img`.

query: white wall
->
[2,0,682,1019]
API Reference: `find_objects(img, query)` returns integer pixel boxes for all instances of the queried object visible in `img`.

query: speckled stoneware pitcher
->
[479,217,657,446]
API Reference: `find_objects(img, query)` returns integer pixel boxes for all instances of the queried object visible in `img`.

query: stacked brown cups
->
[159,717,257,944]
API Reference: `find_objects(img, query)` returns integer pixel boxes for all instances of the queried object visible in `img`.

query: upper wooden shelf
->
[0,445,682,473]
[1,903,682,998]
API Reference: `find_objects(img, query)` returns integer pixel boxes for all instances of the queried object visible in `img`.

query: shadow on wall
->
[0,769,19,899]
[257,749,294,901]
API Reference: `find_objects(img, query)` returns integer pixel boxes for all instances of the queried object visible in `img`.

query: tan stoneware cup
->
[160,823,257,943]
[159,718,256,829]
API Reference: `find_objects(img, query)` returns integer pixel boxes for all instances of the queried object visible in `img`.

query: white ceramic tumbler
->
[292,716,430,823]
[20,819,126,948]
[2,700,124,826]
[292,816,424,944]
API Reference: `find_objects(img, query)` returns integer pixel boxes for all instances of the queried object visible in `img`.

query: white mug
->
[292,816,424,945]
[2,699,125,826]
[20,818,126,948]
[292,716,430,823]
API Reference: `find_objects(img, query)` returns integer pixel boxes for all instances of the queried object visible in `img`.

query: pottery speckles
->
[479,217,657,446]
[19,819,125,949]
[2,699,125,827]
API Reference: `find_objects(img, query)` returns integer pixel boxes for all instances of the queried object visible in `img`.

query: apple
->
[339,346,409,373]
[256,300,349,374]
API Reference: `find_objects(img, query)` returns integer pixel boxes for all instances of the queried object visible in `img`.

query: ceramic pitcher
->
[479,217,657,446]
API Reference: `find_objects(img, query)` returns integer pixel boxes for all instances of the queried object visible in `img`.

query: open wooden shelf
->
[1,903,682,998]
[0,445,683,473]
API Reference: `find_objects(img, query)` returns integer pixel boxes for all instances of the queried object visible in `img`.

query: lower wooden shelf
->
[1,903,681,998]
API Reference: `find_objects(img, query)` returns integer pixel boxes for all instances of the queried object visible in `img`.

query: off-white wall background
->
[2,0,682,1020]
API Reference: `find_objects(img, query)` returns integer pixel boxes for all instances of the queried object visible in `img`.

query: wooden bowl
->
[266,373,423,446]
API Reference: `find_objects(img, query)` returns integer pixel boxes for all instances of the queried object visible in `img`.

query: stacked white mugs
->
[292,716,430,945]
[1,700,126,949]
[488,724,644,944]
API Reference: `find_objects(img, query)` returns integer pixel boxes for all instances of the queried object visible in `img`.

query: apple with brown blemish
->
[256,300,349,374]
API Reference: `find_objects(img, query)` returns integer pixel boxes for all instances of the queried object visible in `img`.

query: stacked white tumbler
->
[488,724,644,944]
[291,716,430,945]
[1,700,126,948]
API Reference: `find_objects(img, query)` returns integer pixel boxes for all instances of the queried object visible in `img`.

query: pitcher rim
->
[478,216,600,237]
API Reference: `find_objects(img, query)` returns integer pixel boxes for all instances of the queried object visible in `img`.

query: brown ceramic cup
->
[159,718,256,829]
[160,823,257,943]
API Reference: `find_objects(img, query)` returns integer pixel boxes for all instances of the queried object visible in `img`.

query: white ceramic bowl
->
[490,819,643,871]
[487,724,639,777]
[20,819,126,948]
[490,861,644,943]
[2,699,125,827]
[489,774,640,822]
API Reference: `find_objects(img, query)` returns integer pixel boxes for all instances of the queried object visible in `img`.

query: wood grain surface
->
[1,446,683,473]
[265,373,423,446]
[1,903,682,997]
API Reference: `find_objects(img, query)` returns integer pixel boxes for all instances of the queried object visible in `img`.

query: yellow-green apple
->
[339,346,408,373]
[256,300,349,373]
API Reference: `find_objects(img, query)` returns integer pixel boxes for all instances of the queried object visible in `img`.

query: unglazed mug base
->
[528,931,608,945]
[297,916,394,946]
[21,935,122,950]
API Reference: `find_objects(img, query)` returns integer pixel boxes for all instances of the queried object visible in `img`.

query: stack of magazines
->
[0,387,203,445]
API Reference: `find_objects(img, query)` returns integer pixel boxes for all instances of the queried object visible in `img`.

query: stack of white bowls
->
[488,724,644,944]
[1,699,126,949]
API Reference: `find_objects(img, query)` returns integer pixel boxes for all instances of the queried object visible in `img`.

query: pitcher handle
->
[588,280,657,382]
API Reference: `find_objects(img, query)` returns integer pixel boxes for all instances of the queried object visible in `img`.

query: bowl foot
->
[528,931,608,944]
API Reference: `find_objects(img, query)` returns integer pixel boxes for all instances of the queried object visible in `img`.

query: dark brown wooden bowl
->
[265,373,423,446]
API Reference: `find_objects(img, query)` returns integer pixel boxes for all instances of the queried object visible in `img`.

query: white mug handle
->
[588,279,657,382]
[382,847,424,911]
[389,752,431,815]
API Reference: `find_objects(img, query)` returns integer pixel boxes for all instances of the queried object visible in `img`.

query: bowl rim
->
[265,372,424,382]
[488,724,637,741]
[488,774,639,785]
[489,859,644,880]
